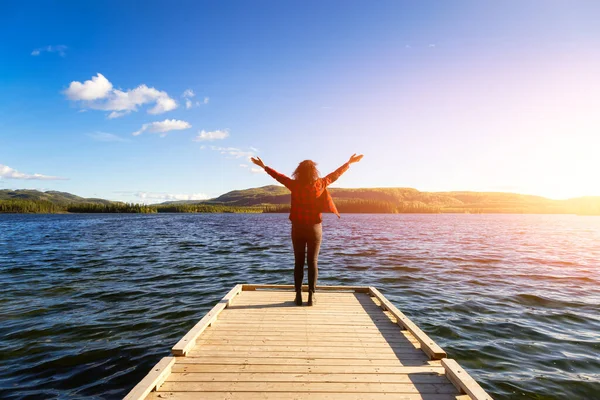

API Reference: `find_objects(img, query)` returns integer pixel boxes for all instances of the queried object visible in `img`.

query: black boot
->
[295,291,303,306]
[307,291,316,306]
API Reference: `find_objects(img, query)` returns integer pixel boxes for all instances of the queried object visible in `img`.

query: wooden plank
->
[242,284,370,292]
[168,372,449,384]
[232,297,376,301]
[195,339,419,348]
[148,392,471,400]
[368,287,447,360]
[200,334,419,346]
[191,345,421,354]
[157,381,460,394]
[123,356,175,400]
[215,321,396,328]
[202,329,416,338]
[187,350,425,359]
[205,327,412,335]
[195,340,419,348]
[203,333,413,343]
[171,284,242,356]
[171,364,446,374]
[191,348,420,356]
[217,315,391,321]
[442,359,494,400]
[211,322,400,329]
[239,289,363,295]
[217,314,392,321]
[221,308,380,313]
[229,302,375,307]
[237,294,367,298]
[184,352,429,361]
[175,357,440,366]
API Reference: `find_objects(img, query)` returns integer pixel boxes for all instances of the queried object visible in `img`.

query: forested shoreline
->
[2,198,599,215]
[0,200,263,214]
[2,187,599,215]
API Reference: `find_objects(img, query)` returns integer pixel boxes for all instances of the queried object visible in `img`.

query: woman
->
[250,154,364,306]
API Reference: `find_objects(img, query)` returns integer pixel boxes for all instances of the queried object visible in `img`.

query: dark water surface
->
[1,213,599,399]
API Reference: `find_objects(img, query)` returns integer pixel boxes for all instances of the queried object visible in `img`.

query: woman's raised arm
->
[323,154,363,186]
[251,156,294,190]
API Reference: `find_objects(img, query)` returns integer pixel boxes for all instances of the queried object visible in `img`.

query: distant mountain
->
[161,185,600,214]
[2,187,600,214]
[0,190,114,205]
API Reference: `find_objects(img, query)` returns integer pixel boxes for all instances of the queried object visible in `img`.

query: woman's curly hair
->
[292,160,320,185]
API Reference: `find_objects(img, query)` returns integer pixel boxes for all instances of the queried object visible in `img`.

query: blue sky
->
[1,1,600,202]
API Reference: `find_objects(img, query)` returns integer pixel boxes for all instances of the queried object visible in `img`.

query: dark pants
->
[291,223,322,293]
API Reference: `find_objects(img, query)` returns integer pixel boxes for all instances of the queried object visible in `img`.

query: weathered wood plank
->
[221,309,380,315]
[196,339,419,347]
[186,351,427,360]
[171,364,446,374]
[192,345,421,354]
[442,359,493,400]
[217,316,393,323]
[148,392,471,400]
[216,319,395,326]
[242,284,371,292]
[195,339,420,348]
[157,381,460,394]
[168,372,449,384]
[368,287,447,360]
[123,357,174,400]
[191,348,420,356]
[175,357,440,366]
[171,284,242,356]
[211,324,399,331]
[202,331,418,342]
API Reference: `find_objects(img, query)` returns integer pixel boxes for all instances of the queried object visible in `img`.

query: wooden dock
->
[125,284,493,400]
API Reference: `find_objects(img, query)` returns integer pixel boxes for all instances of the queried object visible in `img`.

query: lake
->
[1,213,599,399]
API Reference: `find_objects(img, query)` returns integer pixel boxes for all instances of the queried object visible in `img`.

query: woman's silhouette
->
[251,154,363,306]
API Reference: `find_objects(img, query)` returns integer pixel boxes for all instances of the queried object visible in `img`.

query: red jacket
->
[264,162,349,224]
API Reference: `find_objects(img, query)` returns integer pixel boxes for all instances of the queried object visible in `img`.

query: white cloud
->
[249,146,259,152]
[148,95,177,114]
[64,73,178,117]
[31,45,68,57]
[240,164,248,168]
[132,119,191,137]
[65,73,113,101]
[429,44,436,48]
[209,146,255,159]
[107,111,130,119]
[182,90,208,109]
[134,191,210,203]
[251,167,266,174]
[87,132,129,142]
[194,129,230,141]
[0,164,67,180]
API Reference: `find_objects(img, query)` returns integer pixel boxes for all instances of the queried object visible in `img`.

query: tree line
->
[0,200,264,214]
[2,198,598,215]
[263,199,441,214]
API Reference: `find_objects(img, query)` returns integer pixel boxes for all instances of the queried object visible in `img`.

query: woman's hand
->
[348,153,364,164]
[250,156,266,169]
